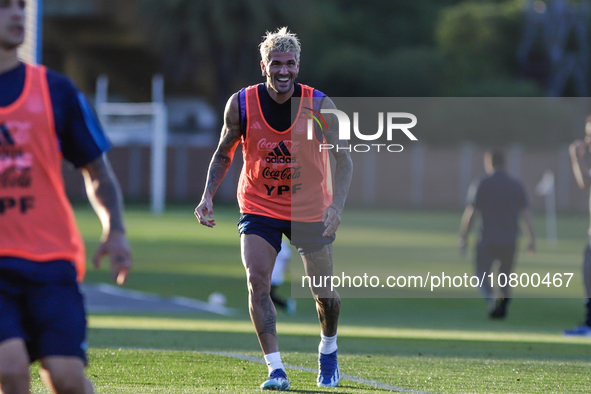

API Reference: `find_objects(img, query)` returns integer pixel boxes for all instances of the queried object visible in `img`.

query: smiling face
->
[0,0,25,51]
[261,51,299,103]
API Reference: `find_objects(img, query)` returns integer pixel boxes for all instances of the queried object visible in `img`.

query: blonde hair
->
[259,27,301,64]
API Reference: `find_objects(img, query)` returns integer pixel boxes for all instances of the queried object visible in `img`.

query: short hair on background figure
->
[486,149,505,169]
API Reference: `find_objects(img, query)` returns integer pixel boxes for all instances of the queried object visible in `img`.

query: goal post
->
[18,0,42,64]
[96,76,169,215]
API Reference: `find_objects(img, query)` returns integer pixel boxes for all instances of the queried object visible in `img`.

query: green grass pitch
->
[29,205,591,393]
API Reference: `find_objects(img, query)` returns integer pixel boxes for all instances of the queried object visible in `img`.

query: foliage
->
[436,0,536,96]
[310,45,445,97]
[136,0,583,147]
[297,0,458,97]
[138,0,461,103]
[138,0,291,106]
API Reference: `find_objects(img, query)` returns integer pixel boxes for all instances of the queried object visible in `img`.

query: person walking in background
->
[0,1,132,393]
[458,149,536,319]
[564,116,591,336]
[195,27,352,390]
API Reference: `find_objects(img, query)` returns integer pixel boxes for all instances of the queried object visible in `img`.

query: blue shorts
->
[237,213,336,255]
[0,257,87,364]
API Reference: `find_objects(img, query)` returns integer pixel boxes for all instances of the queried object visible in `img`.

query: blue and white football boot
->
[317,350,340,387]
[260,368,290,391]
[564,324,591,336]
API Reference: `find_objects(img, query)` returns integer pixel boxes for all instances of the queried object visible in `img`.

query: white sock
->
[264,352,284,374]
[319,332,338,354]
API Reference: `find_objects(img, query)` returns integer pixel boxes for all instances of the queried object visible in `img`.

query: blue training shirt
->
[0,62,111,168]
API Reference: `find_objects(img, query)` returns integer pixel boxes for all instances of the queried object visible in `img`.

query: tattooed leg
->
[241,234,279,354]
[260,292,277,336]
[302,244,341,336]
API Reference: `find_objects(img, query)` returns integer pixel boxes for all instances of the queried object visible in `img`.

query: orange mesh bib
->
[237,84,332,221]
[0,64,85,281]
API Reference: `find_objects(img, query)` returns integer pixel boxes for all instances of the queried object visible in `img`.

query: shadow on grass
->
[89,327,591,362]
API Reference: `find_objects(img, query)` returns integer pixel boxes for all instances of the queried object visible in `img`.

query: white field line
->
[205,351,436,394]
[86,283,235,316]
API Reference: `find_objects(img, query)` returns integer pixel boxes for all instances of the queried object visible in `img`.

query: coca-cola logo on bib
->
[257,139,300,153]
[262,165,302,181]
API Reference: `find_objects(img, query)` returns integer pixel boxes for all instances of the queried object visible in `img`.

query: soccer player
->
[458,150,535,318]
[195,27,352,390]
[0,1,132,393]
[564,117,591,336]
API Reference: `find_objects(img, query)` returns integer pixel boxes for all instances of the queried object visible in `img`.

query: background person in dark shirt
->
[458,150,536,319]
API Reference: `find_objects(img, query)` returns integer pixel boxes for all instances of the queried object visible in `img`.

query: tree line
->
[139,0,585,147]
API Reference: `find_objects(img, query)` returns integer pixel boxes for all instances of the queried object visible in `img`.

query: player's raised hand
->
[93,230,132,285]
[322,205,341,236]
[195,198,216,227]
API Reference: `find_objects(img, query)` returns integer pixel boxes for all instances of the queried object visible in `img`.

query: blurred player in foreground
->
[195,27,352,390]
[565,117,591,336]
[0,1,132,393]
[459,150,535,319]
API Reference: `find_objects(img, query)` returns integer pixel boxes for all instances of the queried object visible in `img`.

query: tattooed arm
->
[320,96,353,237]
[194,93,242,228]
[81,154,132,285]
